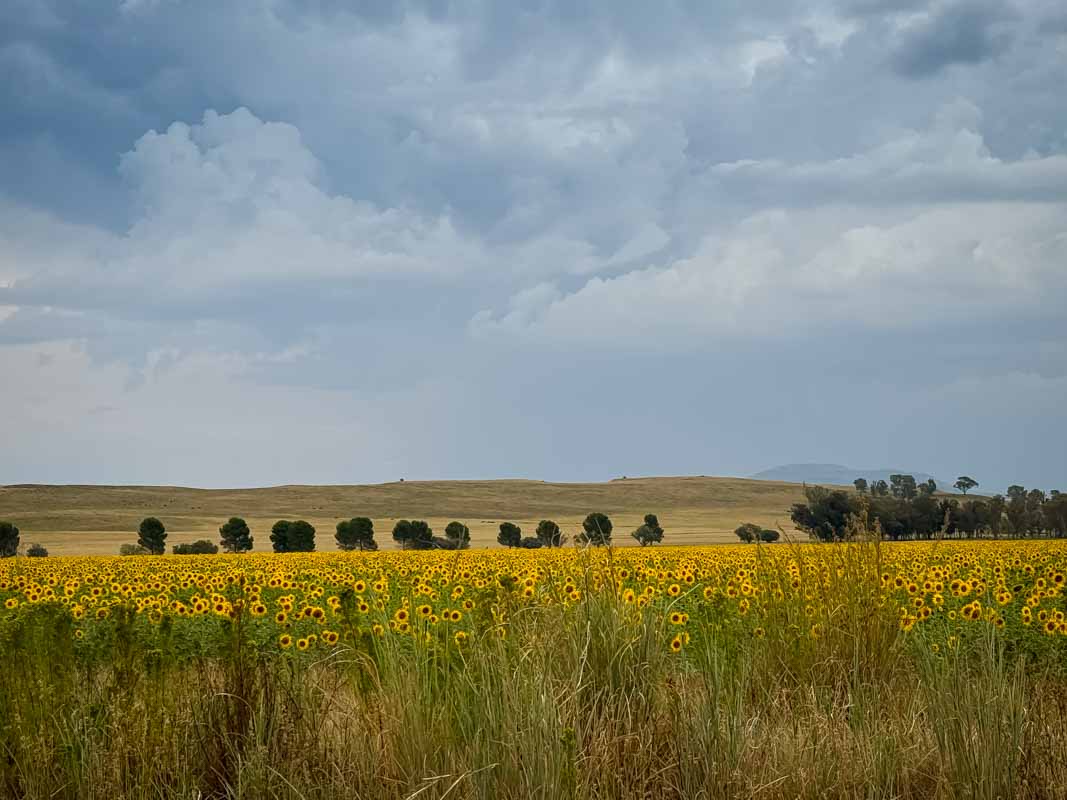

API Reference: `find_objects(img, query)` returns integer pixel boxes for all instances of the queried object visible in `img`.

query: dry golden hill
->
[0,476,808,555]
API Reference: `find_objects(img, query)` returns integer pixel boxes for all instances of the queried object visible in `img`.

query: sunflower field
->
[3,541,1067,799]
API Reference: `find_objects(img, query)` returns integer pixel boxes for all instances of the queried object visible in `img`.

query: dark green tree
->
[890,475,918,500]
[0,521,19,558]
[219,517,253,553]
[336,517,376,551]
[758,528,780,543]
[497,522,522,548]
[790,487,857,541]
[393,519,432,549]
[631,513,664,546]
[871,480,890,497]
[137,517,167,555]
[734,523,761,543]
[271,520,316,552]
[444,521,471,549]
[920,479,938,497]
[954,476,979,495]
[535,519,565,547]
[853,478,868,494]
[577,513,612,546]
[26,543,48,557]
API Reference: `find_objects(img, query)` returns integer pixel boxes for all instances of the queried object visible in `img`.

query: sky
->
[1,0,1066,491]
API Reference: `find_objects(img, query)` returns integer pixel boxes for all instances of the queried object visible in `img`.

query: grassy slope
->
[0,476,807,555]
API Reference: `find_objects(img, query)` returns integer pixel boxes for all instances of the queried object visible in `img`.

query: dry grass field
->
[0,475,807,555]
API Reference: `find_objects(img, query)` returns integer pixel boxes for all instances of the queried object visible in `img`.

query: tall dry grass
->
[2,541,1067,800]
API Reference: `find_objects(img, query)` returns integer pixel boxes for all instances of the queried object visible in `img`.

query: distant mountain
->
[751,463,949,490]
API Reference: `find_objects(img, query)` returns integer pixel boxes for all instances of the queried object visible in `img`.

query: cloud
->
[2,108,485,324]
[1,0,1066,489]
[890,1,1016,77]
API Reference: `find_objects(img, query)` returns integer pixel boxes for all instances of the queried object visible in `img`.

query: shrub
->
[578,513,612,546]
[137,517,167,555]
[26,543,48,558]
[119,543,149,556]
[519,537,543,549]
[759,528,780,543]
[172,539,219,555]
[219,517,253,553]
[497,522,522,548]
[0,521,19,558]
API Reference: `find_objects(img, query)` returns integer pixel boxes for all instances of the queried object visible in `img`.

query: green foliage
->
[632,513,664,546]
[758,529,780,543]
[336,517,377,551]
[853,478,868,494]
[392,519,432,549]
[119,543,149,556]
[26,542,48,557]
[954,476,979,495]
[890,474,918,500]
[519,536,543,549]
[734,523,761,543]
[219,517,253,553]
[172,540,219,555]
[790,488,855,541]
[578,513,612,546]
[535,519,565,547]
[137,517,167,555]
[444,521,471,549]
[270,520,316,552]
[497,522,522,548]
[0,521,19,558]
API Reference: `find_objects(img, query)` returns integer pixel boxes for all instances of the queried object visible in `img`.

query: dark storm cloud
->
[890,1,1016,78]
[0,0,1065,490]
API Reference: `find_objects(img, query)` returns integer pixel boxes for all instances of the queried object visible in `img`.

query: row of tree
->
[106,511,667,555]
[792,476,1067,541]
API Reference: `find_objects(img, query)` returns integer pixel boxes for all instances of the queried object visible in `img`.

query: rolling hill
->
[0,476,807,555]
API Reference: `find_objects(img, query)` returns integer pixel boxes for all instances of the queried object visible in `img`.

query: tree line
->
[0,510,668,557]
[791,474,1067,541]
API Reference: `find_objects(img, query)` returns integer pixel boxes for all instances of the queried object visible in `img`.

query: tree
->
[1043,492,1067,538]
[393,519,432,549]
[919,479,938,497]
[519,537,543,549]
[173,540,219,555]
[577,513,612,546]
[890,475,918,500]
[26,543,48,557]
[987,494,1007,539]
[734,523,761,543]
[444,521,471,549]
[497,522,522,548]
[219,517,253,553]
[853,478,868,494]
[138,517,167,555]
[536,519,565,547]
[871,480,889,497]
[271,520,316,552]
[954,476,979,495]
[0,521,19,558]
[336,517,376,551]
[119,543,149,556]
[790,487,857,541]
[758,529,780,543]
[631,513,664,546]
